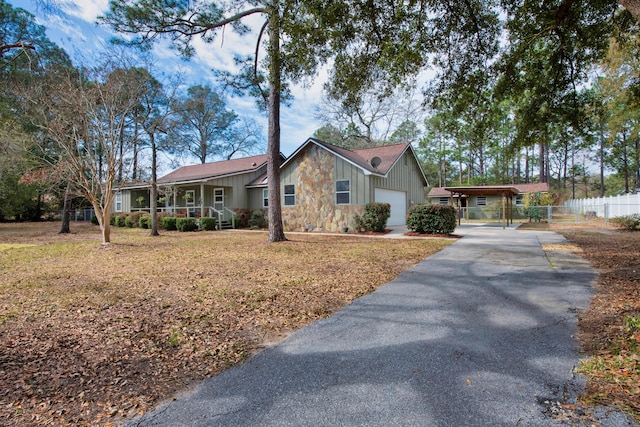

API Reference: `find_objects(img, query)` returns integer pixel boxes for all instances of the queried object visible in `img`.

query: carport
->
[444,186,519,229]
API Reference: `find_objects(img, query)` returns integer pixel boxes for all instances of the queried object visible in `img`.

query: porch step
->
[218,220,234,230]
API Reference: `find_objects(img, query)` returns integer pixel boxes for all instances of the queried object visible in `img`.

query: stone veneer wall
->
[282,145,363,232]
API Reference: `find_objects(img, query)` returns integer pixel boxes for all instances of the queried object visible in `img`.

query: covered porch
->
[127,183,236,227]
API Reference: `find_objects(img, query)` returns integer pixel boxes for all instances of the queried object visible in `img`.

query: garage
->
[374,188,407,226]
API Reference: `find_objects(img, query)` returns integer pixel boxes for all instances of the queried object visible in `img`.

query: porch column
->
[200,183,205,218]
[173,191,177,216]
[502,193,507,229]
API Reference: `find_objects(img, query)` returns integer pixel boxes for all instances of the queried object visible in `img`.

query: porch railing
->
[208,207,236,229]
[129,206,235,228]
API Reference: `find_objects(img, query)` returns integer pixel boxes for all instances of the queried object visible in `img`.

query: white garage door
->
[374,188,407,226]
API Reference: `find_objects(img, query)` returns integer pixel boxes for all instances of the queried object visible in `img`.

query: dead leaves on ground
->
[561,229,640,420]
[0,222,451,426]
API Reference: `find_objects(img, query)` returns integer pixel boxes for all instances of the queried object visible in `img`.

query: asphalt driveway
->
[128,224,637,426]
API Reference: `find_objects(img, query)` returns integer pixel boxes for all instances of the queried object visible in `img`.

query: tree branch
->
[0,42,36,56]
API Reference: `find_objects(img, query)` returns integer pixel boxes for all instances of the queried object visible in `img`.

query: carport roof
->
[444,186,520,197]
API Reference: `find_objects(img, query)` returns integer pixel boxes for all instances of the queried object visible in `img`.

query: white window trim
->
[336,179,351,205]
[263,189,269,208]
[284,184,296,206]
[477,196,487,206]
[439,197,449,205]
[115,193,122,212]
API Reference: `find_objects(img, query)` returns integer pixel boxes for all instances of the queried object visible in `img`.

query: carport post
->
[502,194,506,229]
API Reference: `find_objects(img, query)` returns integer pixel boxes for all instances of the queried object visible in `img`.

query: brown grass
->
[521,221,640,421]
[0,222,452,426]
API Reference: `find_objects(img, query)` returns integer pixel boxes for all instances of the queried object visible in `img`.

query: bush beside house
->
[353,203,391,233]
[176,217,198,232]
[407,204,457,234]
[199,217,217,231]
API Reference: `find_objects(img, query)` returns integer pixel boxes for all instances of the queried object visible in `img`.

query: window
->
[439,197,449,205]
[476,196,487,206]
[515,195,523,206]
[336,180,350,204]
[115,193,122,212]
[284,184,295,206]
[263,189,269,208]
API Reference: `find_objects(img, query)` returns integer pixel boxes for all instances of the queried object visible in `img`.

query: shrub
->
[176,217,198,232]
[109,215,116,226]
[610,214,640,231]
[233,209,251,228]
[139,215,151,229]
[90,215,99,225]
[162,217,178,231]
[127,211,146,227]
[125,216,134,228]
[200,216,217,231]
[353,203,391,232]
[115,213,128,227]
[407,204,457,234]
[249,210,267,229]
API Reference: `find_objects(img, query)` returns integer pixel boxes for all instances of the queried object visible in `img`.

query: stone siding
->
[282,145,363,232]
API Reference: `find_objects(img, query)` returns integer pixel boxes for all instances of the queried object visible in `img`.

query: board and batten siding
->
[333,156,368,205]
[247,188,266,210]
[369,151,425,206]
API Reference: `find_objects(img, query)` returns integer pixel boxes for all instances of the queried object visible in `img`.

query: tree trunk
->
[150,132,160,236]
[623,131,630,193]
[635,137,640,190]
[266,8,286,243]
[539,143,546,183]
[599,123,605,197]
[59,182,71,234]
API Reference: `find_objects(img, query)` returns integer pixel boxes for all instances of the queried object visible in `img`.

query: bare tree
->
[25,62,143,244]
[316,84,424,148]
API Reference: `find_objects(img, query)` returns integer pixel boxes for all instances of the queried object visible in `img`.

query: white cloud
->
[10,0,324,157]
[58,0,109,22]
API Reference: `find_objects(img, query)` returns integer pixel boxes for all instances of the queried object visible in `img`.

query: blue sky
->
[8,0,326,158]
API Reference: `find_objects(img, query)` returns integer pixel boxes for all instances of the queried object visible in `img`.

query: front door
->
[185,190,196,217]
[213,188,224,213]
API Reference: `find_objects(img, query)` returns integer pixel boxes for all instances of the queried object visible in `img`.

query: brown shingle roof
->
[158,154,268,184]
[292,138,413,176]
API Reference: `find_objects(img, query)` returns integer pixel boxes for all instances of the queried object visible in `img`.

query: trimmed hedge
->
[200,217,217,231]
[176,217,198,232]
[354,202,391,232]
[139,216,151,229]
[115,214,128,227]
[162,217,178,231]
[407,204,457,234]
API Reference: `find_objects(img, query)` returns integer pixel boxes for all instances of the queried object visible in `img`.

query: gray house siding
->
[370,151,425,205]
[334,156,368,206]
[247,188,267,210]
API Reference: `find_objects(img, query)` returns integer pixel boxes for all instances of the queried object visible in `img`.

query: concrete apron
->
[128,224,636,427]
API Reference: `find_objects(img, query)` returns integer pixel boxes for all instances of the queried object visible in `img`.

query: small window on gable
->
[336,180,350,204]
[477,196,487,206]
[515,195,523,205]
[284,184,295,206]
[115,193,122,212]
[263,189,268,208]
[439,197,449,205]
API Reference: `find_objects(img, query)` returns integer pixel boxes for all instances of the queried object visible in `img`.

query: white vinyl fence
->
[564,193,640,221]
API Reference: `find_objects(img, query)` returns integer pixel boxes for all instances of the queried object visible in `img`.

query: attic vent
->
[252,162,257,167]
[370,156,381,168]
